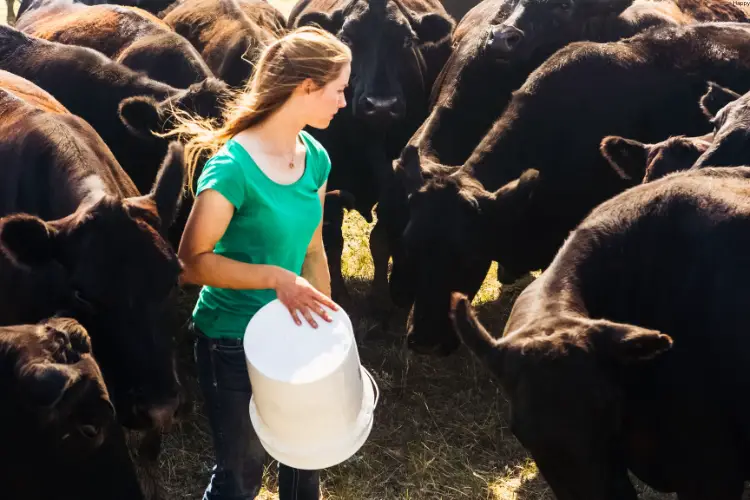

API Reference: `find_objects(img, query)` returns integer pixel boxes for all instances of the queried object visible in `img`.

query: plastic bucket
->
[243,299,379,470]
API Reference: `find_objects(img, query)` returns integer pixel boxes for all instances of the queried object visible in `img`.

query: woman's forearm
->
[302,248,332,298]
[180,252,281,290]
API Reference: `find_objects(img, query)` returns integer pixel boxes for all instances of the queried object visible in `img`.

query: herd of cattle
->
[5,0,750,497]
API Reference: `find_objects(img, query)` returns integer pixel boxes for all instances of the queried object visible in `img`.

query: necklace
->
[286,139,298,169]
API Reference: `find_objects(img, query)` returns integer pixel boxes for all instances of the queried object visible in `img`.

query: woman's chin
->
[308,116,335,130]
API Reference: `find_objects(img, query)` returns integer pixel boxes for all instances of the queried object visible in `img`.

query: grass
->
[156,210,688,500]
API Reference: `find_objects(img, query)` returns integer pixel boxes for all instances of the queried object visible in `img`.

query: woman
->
[170,27,352,500]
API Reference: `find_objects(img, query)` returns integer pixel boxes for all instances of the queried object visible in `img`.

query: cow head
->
[0,143,186,431]
[693,82,750,169]
[393,165,539,355]
[450,293,673,499]
[600,134,712,183]
[118,77,230,139]
[297,0,453,127]
[485,0,631,62]
[0,317,114,457]
[115,77,230,192]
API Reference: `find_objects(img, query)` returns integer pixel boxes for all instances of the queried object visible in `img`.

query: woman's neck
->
[248,101,307,154]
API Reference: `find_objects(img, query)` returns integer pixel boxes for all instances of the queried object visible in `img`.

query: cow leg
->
[6,0,15,25]
[368,219,392,318]
[324,218,350,308]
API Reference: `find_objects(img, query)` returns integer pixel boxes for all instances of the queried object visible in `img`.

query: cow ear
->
[450,292,506,369]
[600,136,648,181]
[397,145,424,185]
[175,78,229,120]
[149,141,186,229]
[20,363,79,410]
[413,12,454,45]
[0,214,60,267]
[296,9,345,33]
[119,96,163,138]
[589,321,673,365]
[325,189,356,211]
[491,168,539,214]
[700,81,741,120]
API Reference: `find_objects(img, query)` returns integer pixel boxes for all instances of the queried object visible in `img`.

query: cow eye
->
[556,0,572,10]
[403,37,416,49]
[339,33,353,46]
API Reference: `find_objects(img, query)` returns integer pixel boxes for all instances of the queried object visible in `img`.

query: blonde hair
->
[163,26,352,193]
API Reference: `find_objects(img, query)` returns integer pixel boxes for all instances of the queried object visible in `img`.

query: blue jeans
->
[193,325,320,500]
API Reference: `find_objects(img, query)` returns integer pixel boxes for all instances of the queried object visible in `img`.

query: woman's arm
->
[178,188,337,327]
[178,189,281,289]
[301,184,332,298]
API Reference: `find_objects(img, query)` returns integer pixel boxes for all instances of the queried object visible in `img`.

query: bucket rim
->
[249,365,379,470]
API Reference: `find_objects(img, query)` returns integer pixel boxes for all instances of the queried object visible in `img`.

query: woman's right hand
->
[273,268,338,328]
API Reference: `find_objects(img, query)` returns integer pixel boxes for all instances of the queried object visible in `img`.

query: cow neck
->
[504,237,593,341]
[461,95,526,191]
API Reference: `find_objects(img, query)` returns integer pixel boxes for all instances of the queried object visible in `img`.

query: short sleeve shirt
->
[191,130,331,339]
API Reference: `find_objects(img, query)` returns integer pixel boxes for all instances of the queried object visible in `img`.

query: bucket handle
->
[361,366,379,410]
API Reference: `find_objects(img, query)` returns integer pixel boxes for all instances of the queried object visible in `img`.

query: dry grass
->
[157,210,684,500]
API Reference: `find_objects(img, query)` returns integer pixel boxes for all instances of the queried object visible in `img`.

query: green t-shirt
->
[191,130,331,339]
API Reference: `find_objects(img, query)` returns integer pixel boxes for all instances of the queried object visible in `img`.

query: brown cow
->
[161,0,286,88]
[1,317,145,499]
[17,0,213,88]
[0,69,185,433]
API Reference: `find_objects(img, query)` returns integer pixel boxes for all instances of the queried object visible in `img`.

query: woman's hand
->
[273,268,339,328]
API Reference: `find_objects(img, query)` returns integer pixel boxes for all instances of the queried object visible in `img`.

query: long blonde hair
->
[163,26,352,193]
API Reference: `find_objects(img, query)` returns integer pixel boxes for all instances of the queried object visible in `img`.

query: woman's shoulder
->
[300,130,330,162]
[195,142,248,209]
[300,130,331,189]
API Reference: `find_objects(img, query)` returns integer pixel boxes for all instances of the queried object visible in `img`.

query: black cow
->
[376,0,750,309]
[289,0,455,304]
[603,80,750,177]
[0,69,185,432]
[393,22,750,355]
[16,0,214,89]
[450,166,750,500]
[1,317,145,499]
[0,26,230,245]
[489,0,749,63]
[161,0,286,88]
[600,132,714,182]
[691,81,750,168]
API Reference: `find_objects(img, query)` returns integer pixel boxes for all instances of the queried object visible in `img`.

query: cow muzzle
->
[145,399,180,432]
[361,96,405,124]
[487,24,525,54]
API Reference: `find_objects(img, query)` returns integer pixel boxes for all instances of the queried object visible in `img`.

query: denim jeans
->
[193,324,320,500]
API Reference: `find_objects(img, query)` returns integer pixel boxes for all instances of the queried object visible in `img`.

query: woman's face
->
[306,62,351,129]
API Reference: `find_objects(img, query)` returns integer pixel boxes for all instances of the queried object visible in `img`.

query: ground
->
[159,210,688,500]
[2,1,746,498]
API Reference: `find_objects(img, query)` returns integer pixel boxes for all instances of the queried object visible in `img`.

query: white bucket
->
[243,299,379,470]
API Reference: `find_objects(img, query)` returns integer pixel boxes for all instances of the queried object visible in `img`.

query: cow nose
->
[488,25,524,53]
[362,96,404,120]
[145,399,180,431]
